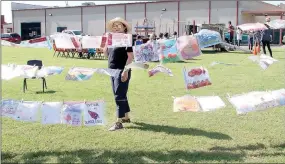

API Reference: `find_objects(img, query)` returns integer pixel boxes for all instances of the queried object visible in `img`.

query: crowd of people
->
[227,16,273,57]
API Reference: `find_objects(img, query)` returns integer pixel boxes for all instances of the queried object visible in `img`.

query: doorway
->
[21,22,41,40]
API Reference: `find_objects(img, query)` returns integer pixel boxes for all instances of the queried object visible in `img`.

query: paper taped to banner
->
[84,101,105,126]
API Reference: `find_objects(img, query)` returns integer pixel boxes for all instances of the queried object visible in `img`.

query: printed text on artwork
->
[85,120,102,124]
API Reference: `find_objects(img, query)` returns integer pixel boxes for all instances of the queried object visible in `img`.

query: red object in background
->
[1,15,5,33]
[1,33,21,44]
[28,37,47,44]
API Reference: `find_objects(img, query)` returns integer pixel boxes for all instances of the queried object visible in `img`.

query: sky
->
[1,1,283,23]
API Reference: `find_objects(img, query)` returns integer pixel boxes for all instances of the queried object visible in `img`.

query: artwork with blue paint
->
[159,39,182,63]
[133,42,159,62]
[65,67,95,81]
[194,29,222,48]
[1,99,20,118]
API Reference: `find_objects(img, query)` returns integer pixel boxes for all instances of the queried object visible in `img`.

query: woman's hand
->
[121,70,129,82]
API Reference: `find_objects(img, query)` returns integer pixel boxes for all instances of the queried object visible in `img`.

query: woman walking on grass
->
[103,17,134,131]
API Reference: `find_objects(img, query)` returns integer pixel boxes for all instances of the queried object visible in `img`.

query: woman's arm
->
[126,51,134,67]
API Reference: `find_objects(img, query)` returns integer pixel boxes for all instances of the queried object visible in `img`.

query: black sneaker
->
[108,122,123,131]
[122,119,131,123]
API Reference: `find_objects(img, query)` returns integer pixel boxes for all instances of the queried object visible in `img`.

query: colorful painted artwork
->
[36,66,64,77]
[84,101,105,126]
[61,102,85,126]
[65,67,95,81]
[106,33,132,48]
[173,95,200,112]
[133,42,159,62]
[196,96,226,112]
[41,102,63,125]
[183,67,212,90]
[53,33,76,49]
[148,65,173,77]
[194,29,222,48]
[1,99,20,118]
[176,35,202,60]
[159,39,182,63]
[14,101,41,122]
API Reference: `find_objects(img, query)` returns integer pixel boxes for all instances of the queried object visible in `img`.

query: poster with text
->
[14,101,41,122]
[61,102,85,126]
[1,99,20,118]
[84,101,105,126]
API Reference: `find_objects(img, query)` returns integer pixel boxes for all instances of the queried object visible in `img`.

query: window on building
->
[7,28,12,33]
[57,27,67,32]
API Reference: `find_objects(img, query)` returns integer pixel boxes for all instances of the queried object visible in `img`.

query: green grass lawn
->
[2,47,285,163]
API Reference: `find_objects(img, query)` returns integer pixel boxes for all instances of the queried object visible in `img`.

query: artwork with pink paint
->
[106,33,132,48]
[159,39,182,63]
[1,99,20,118]
[61,102,85,126]
[176,35,202,60]
[148,65,173,77]
[183,67,212,90]
[133,42,159,62]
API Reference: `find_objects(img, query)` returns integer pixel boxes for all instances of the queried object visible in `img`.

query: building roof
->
[242,10,285,16]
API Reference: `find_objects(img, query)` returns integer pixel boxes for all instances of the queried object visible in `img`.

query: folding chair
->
[23,60,47,93]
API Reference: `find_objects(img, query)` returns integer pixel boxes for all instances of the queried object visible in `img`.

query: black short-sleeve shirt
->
[108,47,133,69]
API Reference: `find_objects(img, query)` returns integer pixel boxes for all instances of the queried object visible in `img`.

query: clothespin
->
[226,93,231,98]
[42,99,44,105]
[84,99,86,104]
[21,98,24,103]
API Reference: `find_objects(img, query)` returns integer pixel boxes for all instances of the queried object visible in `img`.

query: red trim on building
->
[81,7,83,32]
[144,3,146,18]
[208,1,211,24]
[280,14,283,45]
[12,11,14,32]
[236,1,239,26]
[44,9,47,35]
[124,4,126,20]
[104,5,107,33]
[12,1,179,11]
[177,1,180,35]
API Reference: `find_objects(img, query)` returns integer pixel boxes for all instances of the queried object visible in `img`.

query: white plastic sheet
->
[196,96,226,112]
[14,101,41,122]
[1,99,20,118]
[41,102,63,125]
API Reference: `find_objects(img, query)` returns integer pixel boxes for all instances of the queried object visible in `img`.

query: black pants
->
[111,70,131,118]
[249,38,253,50]
[237,40,241,46]
[262,40,272,57]
[229,35,233,44]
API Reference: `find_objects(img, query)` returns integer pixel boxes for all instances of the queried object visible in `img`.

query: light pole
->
[159,8,167,34]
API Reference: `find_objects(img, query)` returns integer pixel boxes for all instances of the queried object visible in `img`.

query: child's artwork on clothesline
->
[176,35,202,60]
[106,33,132,48]
[133,42,159,62]
[194,29,222,48]
[183,67,212,90]
[148,65,173,77]
[159,39,183,63]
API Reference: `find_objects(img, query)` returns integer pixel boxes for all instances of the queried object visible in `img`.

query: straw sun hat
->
[106,17,131,33]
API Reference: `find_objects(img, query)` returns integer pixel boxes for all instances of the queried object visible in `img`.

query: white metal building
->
[12,1,285,43]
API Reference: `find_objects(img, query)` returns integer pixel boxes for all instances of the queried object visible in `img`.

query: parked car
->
[62,30,84,40]
[224,32,249,45]
[1,33,21,44]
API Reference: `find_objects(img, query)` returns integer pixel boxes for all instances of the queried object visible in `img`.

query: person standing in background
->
[262,18,273,57]
[248,31,254,50]
[236,27,243,46]
[103,17,134,131]
[228,21,234,44]
[135,35,143,46]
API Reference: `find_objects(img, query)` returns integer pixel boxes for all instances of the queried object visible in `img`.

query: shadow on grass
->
[35,90,57,94]
[128,122,232,140]
[2,149,245,163]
